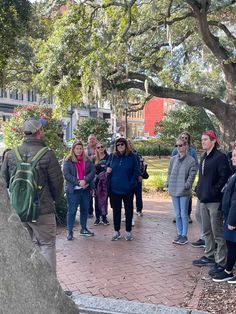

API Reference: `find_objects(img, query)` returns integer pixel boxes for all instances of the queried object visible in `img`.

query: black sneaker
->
[172,235,181,244]
[94,219,100,226]
[193,256,215,267]
[191,239,205,248]
[79,228,94,237]
[67,232,73,241]
[64,290,72,297]
[213,270,233,282]
[177,236,188,245]
[209,263,225,277]
[88,214,94,218]
[227,275,236,284]
[102,218,110,225]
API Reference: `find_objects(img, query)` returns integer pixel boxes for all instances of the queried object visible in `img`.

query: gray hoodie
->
[167,154,197,197]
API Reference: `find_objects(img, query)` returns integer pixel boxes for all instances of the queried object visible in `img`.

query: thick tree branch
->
[103,71,229,120]
[208,21,236,44]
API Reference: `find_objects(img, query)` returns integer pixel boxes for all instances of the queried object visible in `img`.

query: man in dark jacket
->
[193,130,231,278]
[1,119,63,274]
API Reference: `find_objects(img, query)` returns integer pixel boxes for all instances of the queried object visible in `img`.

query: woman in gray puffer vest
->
[167,138,197,245]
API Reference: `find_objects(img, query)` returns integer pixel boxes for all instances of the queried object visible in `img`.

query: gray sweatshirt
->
[167,154,197,197]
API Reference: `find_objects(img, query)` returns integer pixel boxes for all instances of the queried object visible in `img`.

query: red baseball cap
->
[202,130,220,144]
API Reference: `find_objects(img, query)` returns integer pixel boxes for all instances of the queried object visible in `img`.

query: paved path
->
[56,197,205,309]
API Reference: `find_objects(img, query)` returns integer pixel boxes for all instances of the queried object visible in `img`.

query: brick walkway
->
[56,197,205,309]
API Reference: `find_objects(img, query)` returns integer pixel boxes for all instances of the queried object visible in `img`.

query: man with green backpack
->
[1,119,63,274]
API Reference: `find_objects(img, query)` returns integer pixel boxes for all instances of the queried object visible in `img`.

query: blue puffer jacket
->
[63,158,95,193]
[107,153,140,195]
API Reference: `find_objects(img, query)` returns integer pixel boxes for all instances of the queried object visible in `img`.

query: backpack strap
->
[13,146,49,168]
[31,147,49,168]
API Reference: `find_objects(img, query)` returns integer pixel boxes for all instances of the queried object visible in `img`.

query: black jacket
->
[196,146,231,203]
[222,173,236,242]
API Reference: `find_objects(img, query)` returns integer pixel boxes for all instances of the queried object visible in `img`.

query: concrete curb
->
[72,294,209,314]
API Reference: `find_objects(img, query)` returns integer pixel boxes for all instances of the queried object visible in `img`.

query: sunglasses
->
[116,143,125,147]
[97,146,104,149]
[175,144,184,147]
[181,136,188,140]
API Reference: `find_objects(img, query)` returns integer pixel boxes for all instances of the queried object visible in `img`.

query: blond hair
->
[66,140,87,162]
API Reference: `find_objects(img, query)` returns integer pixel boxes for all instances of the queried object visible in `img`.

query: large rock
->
[0,177,79,314]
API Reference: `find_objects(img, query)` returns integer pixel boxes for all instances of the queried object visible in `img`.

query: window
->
[27,90,37,102]
[9,90,24,100]
[0,88,7,98]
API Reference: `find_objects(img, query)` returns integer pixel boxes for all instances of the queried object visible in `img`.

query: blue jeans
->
[66,189,91,233]
[172,196,190,237]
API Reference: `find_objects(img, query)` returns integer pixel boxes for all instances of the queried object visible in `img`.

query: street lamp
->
[124,99,128,138]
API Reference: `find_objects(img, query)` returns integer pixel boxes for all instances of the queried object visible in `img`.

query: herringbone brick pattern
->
[56,197,204,308]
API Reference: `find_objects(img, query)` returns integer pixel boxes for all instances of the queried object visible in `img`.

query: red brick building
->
[144,97,175,136]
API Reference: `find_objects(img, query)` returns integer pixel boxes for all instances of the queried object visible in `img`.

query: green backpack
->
[9,146,49,222]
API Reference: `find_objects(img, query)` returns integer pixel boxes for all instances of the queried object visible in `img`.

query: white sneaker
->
[112,231,121,241]
[124,231,133,241]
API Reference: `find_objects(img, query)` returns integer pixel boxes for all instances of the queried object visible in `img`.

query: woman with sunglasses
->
[63,141,95,240]
[167,138,197,245]
[171,131,198,224]
[94,142,110,226]
[106,138,140,241]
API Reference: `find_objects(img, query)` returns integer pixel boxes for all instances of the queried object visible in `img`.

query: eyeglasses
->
[116,143,125,147]
[181,136,188,140]
[97,146,104,149]
[175,144,184,147]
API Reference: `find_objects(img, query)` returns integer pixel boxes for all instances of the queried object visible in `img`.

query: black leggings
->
[110,191,134,232]
[226,240,236,272]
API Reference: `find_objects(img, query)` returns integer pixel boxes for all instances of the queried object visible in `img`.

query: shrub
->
[134,140,172,156]
[3,105,68,159]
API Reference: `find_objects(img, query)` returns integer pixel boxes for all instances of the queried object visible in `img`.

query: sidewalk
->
[56,197,205,310]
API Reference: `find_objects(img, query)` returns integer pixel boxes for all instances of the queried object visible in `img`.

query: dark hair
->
[113,138,132,156]
[180,131,191,145]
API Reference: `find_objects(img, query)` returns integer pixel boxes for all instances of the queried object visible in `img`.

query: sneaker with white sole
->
[227,275,236,284]
[212,270,233,282]
[136,211,143,217]
[124,231,133,241]
[79,228,94,237]
[177,236,188,245]
[112,231,121,241]
[172,235,181,244]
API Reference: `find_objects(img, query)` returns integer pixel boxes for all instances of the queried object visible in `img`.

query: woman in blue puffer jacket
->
[106,138,140,241]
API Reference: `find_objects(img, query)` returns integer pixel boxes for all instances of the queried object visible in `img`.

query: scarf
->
[75,155,85,180]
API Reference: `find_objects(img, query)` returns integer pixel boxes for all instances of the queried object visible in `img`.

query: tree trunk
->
[0,178,80,314]
[217,105,236,149]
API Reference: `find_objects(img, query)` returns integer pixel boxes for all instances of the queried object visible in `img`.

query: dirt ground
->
[198,278,236,314]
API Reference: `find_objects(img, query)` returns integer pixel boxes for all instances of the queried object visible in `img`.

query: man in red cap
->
[193,130,231,278]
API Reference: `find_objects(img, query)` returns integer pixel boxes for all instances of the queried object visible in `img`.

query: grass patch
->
[143,156,198,193]
[143,157,169,192]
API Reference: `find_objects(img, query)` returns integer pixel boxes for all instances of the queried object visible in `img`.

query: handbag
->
[142,164,149,179]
